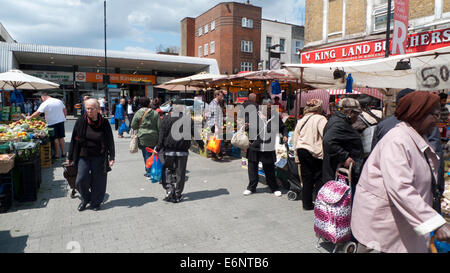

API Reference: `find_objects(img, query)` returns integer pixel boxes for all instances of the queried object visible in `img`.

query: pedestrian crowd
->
[63,89,450,253]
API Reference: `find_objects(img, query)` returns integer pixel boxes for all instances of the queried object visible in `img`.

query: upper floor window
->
[266,36,272,50]
[198,27,203,36]
[373,1,394,31]
[240,62,252,72]
[204,43,209,56]
[241,40,253,53]
[211,20,216,31]
[279,38,286,52]
[242,17,253,28]
[210,41,215,54]
[204,24,209,34]
[295,40,304,52]
[198,46,202,57]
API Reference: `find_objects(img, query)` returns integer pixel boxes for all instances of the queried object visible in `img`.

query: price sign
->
[416,65,450,90]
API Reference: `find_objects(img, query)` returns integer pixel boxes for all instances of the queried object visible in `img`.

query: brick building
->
[180,2,262,74]
[303,0,450,62]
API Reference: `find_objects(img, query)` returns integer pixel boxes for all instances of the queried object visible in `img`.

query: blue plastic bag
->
[110,117,115,125]
[431,231,450,253]
[119,121,129,134]
[150,153,163,183]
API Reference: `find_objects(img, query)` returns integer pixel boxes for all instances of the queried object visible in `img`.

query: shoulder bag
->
[130,108,151,153]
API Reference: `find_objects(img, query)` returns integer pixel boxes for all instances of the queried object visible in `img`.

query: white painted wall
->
[261,19,293,69]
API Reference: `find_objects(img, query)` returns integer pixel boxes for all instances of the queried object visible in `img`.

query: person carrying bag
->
[130,108,150,153]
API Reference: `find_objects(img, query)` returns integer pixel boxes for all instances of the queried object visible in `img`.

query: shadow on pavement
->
[182,188,230,202]
[0,230,28,253]
[101,196,158,210]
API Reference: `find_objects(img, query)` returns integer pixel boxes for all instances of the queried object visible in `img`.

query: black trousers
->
[161,155,188,197]
[247,160,279,193]
[297,149,323,209]
[75,156,107,207]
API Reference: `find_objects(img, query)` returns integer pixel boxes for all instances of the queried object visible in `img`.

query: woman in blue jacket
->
[115,98,126,138]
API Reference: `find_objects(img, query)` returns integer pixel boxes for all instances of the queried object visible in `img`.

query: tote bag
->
[206,136,221,154]
[231,126,249,150]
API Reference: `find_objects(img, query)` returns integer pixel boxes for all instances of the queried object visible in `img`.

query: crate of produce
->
[40,142,52,168]
[0,154,15,174]
[13,142,40,163]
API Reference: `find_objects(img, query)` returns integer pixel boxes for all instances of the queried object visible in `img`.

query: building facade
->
[0,23,219,114]
[180,2,262,74]
[260,19,304,69]
[305,0,450,49]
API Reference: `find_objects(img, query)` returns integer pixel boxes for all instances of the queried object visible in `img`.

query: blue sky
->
[0,0,305,53]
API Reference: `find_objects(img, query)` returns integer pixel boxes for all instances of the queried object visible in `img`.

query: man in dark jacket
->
[322,98,364,194]
[155,106,203,203]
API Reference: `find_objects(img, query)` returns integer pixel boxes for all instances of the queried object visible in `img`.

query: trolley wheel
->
[287,191,298,201]
[343,241,357,253]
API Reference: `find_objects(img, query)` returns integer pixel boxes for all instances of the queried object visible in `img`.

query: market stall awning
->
[0,69,60,90]
[327,88,384,100]
[164,72,227,87]
[283,46,450,90]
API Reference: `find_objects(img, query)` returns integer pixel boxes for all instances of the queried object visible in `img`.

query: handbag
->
[129,108,151,153]
[206,136,221,154]
[424,153,442,214]
[110,117,115,125]
[231,125,249,150]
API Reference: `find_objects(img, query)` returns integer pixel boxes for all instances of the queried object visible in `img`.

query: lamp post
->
[385,0,392,58]
[103,0,110,110]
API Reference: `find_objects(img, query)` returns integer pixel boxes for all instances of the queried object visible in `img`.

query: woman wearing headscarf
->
[67,99,115,211]
[293,99,328,210]
[351,91,450,253]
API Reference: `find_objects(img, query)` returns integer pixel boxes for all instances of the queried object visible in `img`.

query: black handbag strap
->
[423,152,441,213]
[298,114,315,135]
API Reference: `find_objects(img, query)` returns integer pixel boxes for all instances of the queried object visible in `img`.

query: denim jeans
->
[75,156,107,207]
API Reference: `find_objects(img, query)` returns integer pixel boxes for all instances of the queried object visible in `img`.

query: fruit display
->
[0,118,48,143]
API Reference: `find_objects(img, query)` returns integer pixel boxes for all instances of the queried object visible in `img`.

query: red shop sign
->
[301,28,450,64]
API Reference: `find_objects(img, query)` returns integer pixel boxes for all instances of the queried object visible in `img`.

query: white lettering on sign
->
[392,20,407,54]
[417,65,450,90]
[443,30,450,42]
[431,31,442,44]
[421,33,430,45]
[374,42,383,53]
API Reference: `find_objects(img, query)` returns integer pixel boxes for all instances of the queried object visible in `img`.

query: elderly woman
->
[243,99,288,197]
[351,91,450,253]
[293,99,328,210]
[67,99,115,211]
[131,97,161,178]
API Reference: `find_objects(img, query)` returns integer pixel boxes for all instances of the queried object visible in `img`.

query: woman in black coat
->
[67,99,115,211]
[243,99,288,197]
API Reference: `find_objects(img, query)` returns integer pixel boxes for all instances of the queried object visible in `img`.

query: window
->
[295,40,304,52]
[204,43,209,56]
[242,17,253,28]
[241,40,253,53]
[198,46,202,57]
[240,62,252,72]
[204,24,209,34]
[279,38,286,52]
[211,20,216,31]
[198,27,203,36]
[210,41,215,54]
[373,1,394,31]
[266,36,272,50]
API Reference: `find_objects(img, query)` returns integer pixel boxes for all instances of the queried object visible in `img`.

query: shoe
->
[274,191,282,197]
[70,189,76,199]
[77,202,88,212]
[92,205,101,211]
[243,190,253,196]
[174,194,183,203]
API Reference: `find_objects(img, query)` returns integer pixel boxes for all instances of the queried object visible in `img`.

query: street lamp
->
[103,0,110,109]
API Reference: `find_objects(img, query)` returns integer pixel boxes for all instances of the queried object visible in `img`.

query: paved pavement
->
[0,118,332,253]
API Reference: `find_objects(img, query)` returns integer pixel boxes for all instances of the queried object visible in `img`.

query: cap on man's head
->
[338,98,362,113]
[439,92,448,100]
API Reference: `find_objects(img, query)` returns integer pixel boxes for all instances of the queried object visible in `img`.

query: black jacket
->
[68,115,115,173]
[155,112,203,153]
[322,111,364,184]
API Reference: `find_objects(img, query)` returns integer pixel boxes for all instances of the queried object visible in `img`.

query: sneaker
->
[243,190,253,196]
[274,191,282,197]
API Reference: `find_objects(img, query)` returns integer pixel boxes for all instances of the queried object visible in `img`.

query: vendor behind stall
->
[27,92,67,159]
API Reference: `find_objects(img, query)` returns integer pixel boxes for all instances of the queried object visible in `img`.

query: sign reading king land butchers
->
[301,28,450,64]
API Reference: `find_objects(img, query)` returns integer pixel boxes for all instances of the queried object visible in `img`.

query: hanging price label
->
[416,65,450,90]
